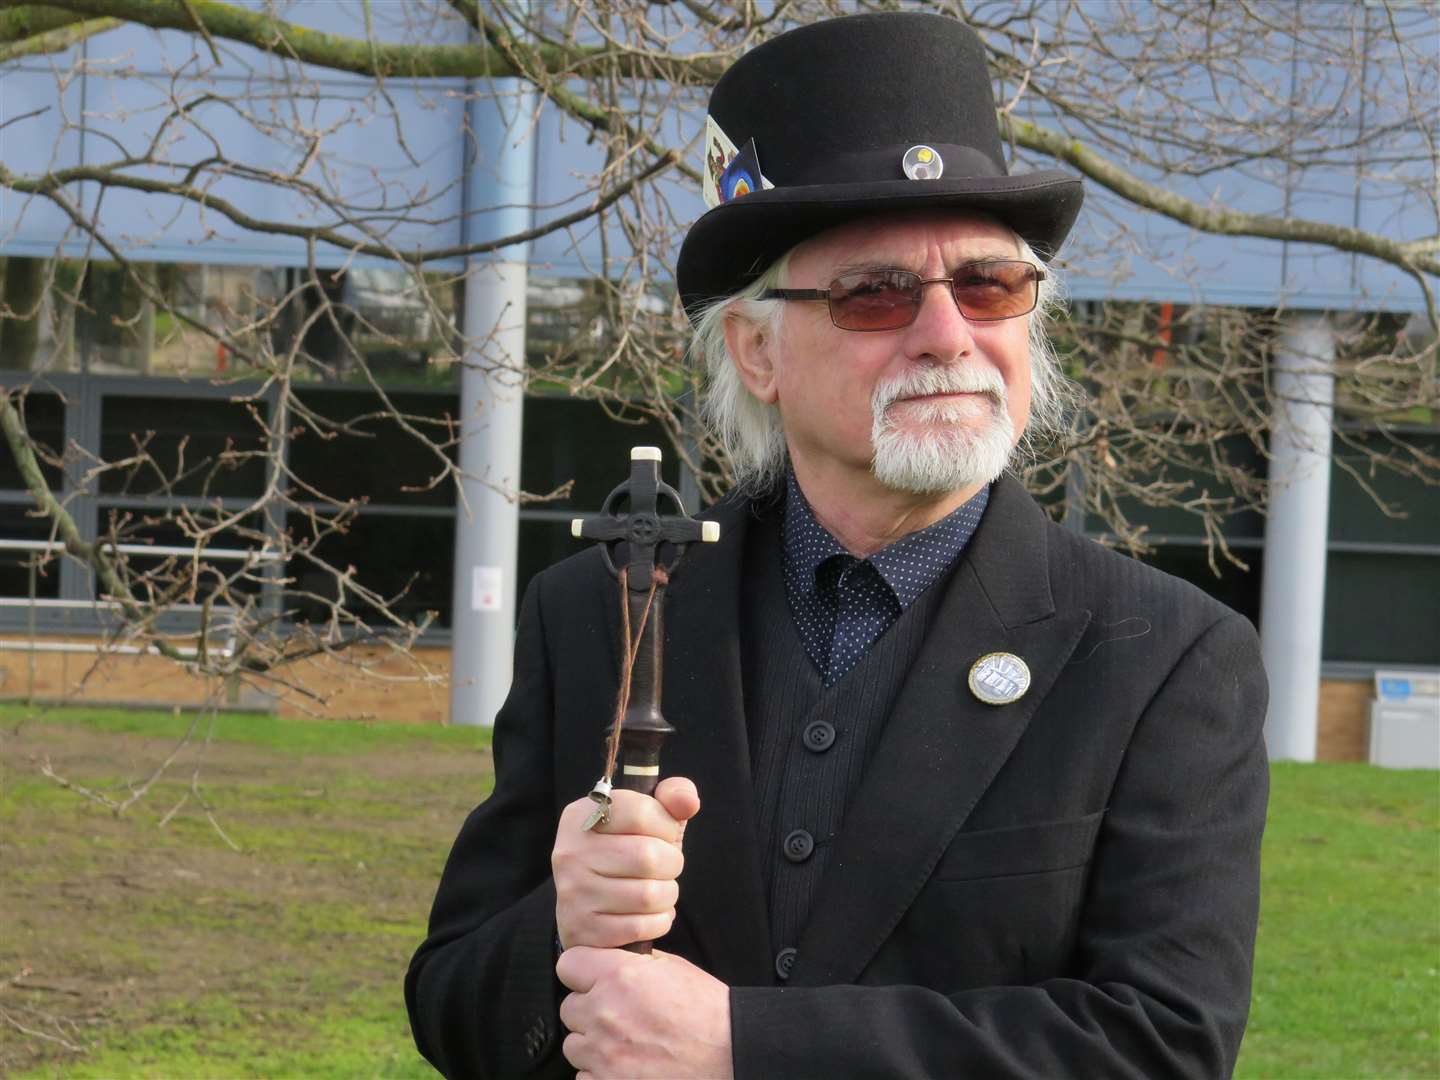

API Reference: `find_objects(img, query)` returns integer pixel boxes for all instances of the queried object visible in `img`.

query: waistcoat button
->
[802,720,836,752]
[775,947,797,979]
[783,828,815,862]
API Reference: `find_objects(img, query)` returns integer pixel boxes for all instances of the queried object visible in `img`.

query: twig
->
[0,1007,85,1054]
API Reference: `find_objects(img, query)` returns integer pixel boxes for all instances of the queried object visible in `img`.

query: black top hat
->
[676,12,1083,317]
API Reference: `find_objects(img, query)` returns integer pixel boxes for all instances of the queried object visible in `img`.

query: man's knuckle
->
[636,878,666,910]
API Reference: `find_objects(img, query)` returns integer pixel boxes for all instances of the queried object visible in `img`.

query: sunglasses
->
[762,261,1044,332]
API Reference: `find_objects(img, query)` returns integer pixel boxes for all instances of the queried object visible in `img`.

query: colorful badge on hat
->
[719,138,769,204]
[968,651,1031,705]
[703,118,773,209]
[902,144,944,181]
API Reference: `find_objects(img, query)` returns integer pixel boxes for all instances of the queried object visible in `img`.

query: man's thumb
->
[654,775,701,833]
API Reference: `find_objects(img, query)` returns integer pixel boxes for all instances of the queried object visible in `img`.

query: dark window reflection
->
[1329,434,1440,547]
[289,389,460,507]
[1323,553,1440,665]
[522,396,681,510]
[1086,435,1267,540]
[0,507,62,599]
[517,518,583,609]
[94,505,269,600]
[1139,543,1264,628]
[283,511,454,629]
[99,396,269,498]
[0,392,64,492]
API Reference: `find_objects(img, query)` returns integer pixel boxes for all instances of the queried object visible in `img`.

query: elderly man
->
[407,12,1268,1080]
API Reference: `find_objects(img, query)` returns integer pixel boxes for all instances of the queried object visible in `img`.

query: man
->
[407,12,1268,1079]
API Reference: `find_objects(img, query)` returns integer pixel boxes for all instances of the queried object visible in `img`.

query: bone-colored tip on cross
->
[702,521,721,543]
[631,446,662,461]
[571,519,584,538]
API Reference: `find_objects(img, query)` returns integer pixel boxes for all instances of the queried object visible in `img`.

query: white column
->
[449,81,535,727]
[1259,312,1336,761]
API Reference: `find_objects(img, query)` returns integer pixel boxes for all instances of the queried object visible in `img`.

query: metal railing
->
[1,538,278,701]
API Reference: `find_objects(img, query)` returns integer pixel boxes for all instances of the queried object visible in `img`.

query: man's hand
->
[557,946,732,1080]
[552,776,701,950]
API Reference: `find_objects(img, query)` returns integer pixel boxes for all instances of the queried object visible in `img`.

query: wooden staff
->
[570,446,719,953]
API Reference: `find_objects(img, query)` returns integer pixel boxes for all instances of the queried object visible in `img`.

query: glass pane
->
[0,506,62,600]
[1085,434,1267,540]
[289,389,460,507]
[1329,433,1440,547]
[284,510,454,629]
[94,505,270,601]
[1141,543,1264,628]
[1322,553,1440,665]
[0,392,64,492]
[267,267,460,388]
[0,257,80,374]
[99,395,270,498]
[522,396,683,510]
[517,517,582,611]
[49,261,457,383]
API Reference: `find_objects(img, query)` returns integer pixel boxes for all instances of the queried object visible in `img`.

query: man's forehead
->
[795,212,1023,273]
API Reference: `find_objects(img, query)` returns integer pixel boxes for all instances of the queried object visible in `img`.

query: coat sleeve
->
[730,612,1270,1079]
[406,575,572,1079]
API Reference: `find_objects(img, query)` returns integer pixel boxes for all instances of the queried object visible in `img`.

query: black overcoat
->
[406,475,1269,1079]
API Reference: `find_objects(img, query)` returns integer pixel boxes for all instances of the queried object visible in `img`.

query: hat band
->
[779,143,1004,188]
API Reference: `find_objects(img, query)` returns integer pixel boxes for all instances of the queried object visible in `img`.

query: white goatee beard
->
[870,365,1015,495]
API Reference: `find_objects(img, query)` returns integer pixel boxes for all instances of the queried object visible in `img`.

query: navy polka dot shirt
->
[781,471,989,686]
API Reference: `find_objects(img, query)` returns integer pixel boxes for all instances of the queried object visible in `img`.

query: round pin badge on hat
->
[968,652,1031,705]
[902,144,944,180]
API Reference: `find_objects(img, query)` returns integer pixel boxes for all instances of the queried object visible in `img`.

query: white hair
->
[690,233,1078,494]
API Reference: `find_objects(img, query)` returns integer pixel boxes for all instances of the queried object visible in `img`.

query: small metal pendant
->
[968,652,1031,705]
[581,777,613,831]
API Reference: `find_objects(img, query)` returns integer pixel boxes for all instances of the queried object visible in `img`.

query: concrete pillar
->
[1260,312,1336,761]
[449,82,536,727]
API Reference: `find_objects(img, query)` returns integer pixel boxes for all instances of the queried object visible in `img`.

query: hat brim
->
[677,171,1083,320]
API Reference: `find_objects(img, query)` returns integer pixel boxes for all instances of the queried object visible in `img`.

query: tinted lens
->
[827,271,922,331]
[951,261,1039,321]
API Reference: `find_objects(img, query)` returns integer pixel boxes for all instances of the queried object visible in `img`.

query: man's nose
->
[903,279,976,364]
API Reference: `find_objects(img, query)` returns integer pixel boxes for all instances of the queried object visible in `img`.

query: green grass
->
[0,702,493,756]
[2,708,1436,1077]
[1,705,493,1078]
[1235,763,1439,1079]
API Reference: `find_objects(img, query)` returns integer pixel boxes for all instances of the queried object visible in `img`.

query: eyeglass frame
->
[760,261,1046,332]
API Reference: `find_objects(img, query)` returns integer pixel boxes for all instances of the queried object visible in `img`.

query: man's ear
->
[723,311,780,405]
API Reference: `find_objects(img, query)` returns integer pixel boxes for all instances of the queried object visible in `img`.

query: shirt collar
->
[781,470,990,610]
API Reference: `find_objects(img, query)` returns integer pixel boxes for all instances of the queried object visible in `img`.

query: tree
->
[0,0,1435,723]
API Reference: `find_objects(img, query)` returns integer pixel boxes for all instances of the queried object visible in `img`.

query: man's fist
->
[552,776,701,950]
[557,946,732,1080]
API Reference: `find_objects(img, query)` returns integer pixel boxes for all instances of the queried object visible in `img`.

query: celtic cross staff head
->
[570,447,718,591]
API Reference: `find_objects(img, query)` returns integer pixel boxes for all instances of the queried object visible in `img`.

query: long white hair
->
[688,236,1077,493]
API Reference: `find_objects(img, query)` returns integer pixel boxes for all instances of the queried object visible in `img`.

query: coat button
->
[802,720,836,752]
[775,947,797,980]
[783,828,814,862]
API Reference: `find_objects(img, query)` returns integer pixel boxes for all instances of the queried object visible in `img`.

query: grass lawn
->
[1236,762,1439,1079]
[2,704,1437,1078]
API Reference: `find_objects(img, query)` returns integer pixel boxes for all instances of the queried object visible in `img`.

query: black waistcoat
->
[741,508,951,977]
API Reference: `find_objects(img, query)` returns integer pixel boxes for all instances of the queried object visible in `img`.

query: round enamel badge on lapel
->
[968,652,1031,705]
[902,144,944,180]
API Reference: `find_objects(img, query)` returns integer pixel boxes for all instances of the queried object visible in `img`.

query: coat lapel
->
[790,477,1092,987]
[651,496,773,987]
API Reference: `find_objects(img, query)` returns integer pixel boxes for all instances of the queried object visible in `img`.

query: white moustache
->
[872,366,1008,415]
